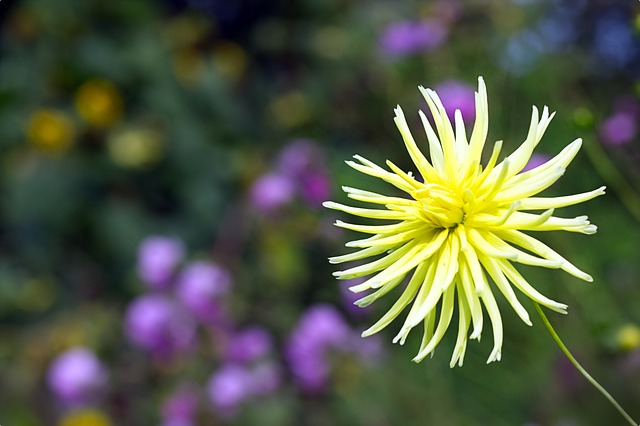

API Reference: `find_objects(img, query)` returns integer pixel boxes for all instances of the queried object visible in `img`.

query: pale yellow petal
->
[361,262,429,336]
[478,253,532,326]
[519,186,606,210]
[413,284,456,362]
[323,201,412,220]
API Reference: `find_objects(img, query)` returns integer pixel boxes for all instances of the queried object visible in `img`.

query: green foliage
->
[0,0,638,424]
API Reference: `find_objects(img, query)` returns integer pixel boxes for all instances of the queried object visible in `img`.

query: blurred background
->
[0,0,639,424]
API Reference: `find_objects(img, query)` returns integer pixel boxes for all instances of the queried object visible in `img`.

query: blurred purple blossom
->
[521,153,551,173]
[249,172,296,212]
[432,80,476,123]
[285,304,351,393]
[137,236,185,290]
[379,20,447,59]
[207,364,254,417]
[276,139,332,207]
[300,169,331,206]
[224,326,273,364]
[175,261,231,325]
[277,139,322,178]
[47,347,108,406]
[349,332,384,364]
[161,386,199,426]
[339,279,370,318]
[125,294,196,358]
[599,111,637,146]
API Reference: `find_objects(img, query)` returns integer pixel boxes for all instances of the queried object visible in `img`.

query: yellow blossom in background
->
[269,91,311,128]
[616,323,640,351]
[27,109,75,153]
[59,409,111,426]
[211,41,247,82]
[107,127,164,169]
[312,27,350,59]
[75,79,123,128]
[325,77,604,366]
[172,48,206,86]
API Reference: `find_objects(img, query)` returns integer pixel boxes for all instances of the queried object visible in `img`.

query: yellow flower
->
[106,127,163,169]
[211,41,247,82]
[616,323,640,351]
[27,109,75,152]
[325,77,604,366]
[75,79,123,128]
[59,409,111,426]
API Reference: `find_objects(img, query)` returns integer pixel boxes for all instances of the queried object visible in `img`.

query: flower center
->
[414,184,469,229]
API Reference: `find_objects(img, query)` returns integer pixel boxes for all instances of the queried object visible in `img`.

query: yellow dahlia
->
[324,77,605,366]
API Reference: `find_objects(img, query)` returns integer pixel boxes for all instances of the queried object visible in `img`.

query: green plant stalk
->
[534,303,638,426]
[583,137,640,224]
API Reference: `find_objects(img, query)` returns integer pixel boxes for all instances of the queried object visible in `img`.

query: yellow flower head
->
[27,109,75,152]
[59,409,111,426]
[325,77,605,366]
[75,79,123,128]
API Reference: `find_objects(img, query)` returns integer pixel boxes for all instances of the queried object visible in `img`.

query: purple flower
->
[47,347,108,406]
[175,261,232,325]
[521,153,551,173]
[249,173,296,212]
[207,364,254,416]
[224,326,273,364]
[599,111,637,146]
[300,170,331,207]
[432,80,476,123]
[285,304,351,393]
[348,332,384,364]
[276,140,332,207]
[292,304,351,349]
[137,237,185,289]
[161,386,199,426]
[125,294,196,358]
[379,20,447,59]
[277,139,322,178]
[339,279,370,318]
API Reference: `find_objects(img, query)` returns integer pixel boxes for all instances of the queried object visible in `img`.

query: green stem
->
[534,303,638,426]
[583,137,640,224]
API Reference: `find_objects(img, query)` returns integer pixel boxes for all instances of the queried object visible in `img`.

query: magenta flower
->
[224,326,273,364]
[207,364,254,417]
[521,153,552,173]
[47,347,108,406]
[125,294,196,358]
[137,236,185,289]
[285,304,351,393]
[161,386,199,426]
[379,20,447,59]
[300,169,331,207]
[277,139,321,178]
[599,111,637,146]
[249,173,296,212]
[175,261,232,325]
[433,80,476,123]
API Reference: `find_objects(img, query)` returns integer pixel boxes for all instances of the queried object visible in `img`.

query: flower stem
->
[534,303,638,426]
[583,136,640,224]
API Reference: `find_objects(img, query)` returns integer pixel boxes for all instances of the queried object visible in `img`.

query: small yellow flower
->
[616,324,640,351]
[107,127,163,169]
[59,409,111,426]
[172,49,206,86]
[211,41,247,81]
[325,77,604,366]
[75,79,123,128]
[27,109,75,152]
[269,91,311,128]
